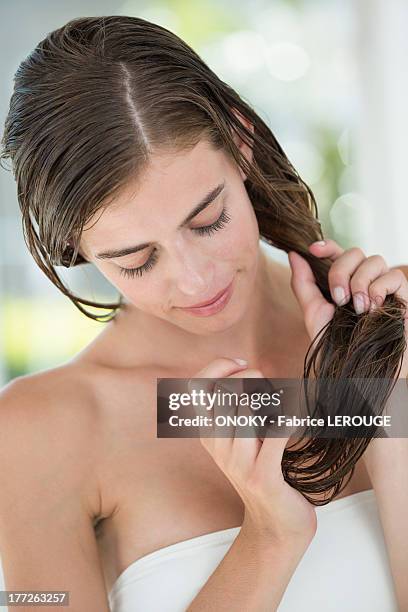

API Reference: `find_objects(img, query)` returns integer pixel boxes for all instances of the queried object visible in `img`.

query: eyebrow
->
[95,181,226,260]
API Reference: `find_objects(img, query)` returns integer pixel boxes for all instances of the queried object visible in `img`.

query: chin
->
[173,284,250,335]
[176,312,244,336]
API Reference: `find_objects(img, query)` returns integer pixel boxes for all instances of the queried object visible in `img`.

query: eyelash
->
[119,206,231,279]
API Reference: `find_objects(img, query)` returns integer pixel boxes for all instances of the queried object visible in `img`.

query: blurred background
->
[0,0,407,385]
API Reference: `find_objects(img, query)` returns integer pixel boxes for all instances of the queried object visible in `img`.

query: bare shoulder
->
[0,367,116,606]
[1,361,99,418]
[1,356,165,519]
[1,355,168,527]
[0,362,109,520]
[0,362,106,441]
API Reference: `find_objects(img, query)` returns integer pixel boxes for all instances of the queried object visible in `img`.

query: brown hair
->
[1,15,406,504]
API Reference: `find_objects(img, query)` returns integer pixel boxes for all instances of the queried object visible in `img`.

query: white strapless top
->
[108,489,399,612]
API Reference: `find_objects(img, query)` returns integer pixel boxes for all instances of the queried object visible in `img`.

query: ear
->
[230,107,254,182]
[64,238,88,264]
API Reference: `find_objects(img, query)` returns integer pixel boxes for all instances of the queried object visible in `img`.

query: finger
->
[229,402,263,478]
[188,359,247,445]
[211,379,238,451]
[368,268,408,320]
[328,247,366,306]
[192,357,248,378]
[188,357,248,396]
[223,369,266,428]
[308,238,345,262]
[207,394,251,468]
[288,250,335,340]
[195,378,237,456]
[229,368,264,379]
[254,434,292,480]
[217,371,266,469]
[367,269,408,377]
[349,255,389,313]
[289,251,327,311]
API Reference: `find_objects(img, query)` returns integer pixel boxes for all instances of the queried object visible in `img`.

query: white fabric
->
[108,489,399,612]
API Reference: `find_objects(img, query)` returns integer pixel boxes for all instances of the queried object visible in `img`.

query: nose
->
[170,239,215,299]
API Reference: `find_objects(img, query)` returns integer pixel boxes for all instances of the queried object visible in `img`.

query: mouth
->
[177,278,235,317]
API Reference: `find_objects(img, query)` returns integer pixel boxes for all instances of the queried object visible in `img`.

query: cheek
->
[216,200,259,262]
[121,279,165,312]
[97,266,163,312]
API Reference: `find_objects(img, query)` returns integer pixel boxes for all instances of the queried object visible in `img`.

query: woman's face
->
[80,136,261,335]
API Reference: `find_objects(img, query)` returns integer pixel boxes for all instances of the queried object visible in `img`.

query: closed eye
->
[191,206,231,236]
[119,206,231,279]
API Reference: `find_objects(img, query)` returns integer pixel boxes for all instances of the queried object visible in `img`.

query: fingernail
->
[234,358,247,366]
[314,240,326,246]
[370,296,383,312]
[333,286,345,305]
[353,293,365,314]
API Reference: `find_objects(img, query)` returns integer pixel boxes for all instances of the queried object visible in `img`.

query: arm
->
[185,358,317,611]
[367,264,408,606]
[0,377,110,611]
[363,438,408,610]
[187,521,311,611]
[360,265,408,609]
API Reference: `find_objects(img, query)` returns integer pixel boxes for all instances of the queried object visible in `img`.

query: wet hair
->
[1,15,406,504]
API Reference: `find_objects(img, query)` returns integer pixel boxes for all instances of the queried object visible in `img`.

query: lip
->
[177,279,235,317]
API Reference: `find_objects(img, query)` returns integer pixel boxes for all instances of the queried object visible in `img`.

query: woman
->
[0,15,407,612]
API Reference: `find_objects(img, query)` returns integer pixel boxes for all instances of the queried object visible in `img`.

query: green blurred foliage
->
[2,297,102,381]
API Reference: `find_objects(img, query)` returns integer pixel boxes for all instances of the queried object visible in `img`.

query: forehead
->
[82,138,229,246]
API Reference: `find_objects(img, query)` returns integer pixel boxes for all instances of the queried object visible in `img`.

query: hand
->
[189,358,317,548]
[288,239,408,376]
